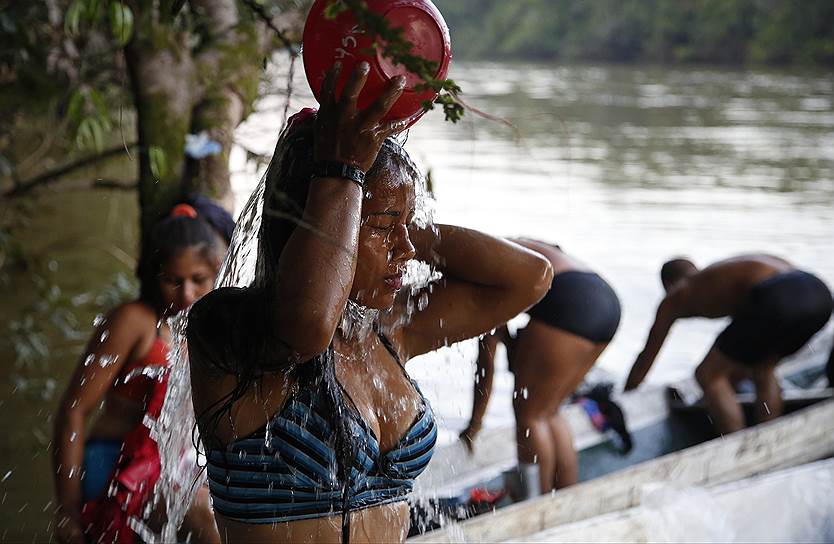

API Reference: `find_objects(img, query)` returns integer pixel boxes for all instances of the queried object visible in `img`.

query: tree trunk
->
[184,0,263,211]
[124,6,195,245]
[122,0,303,279]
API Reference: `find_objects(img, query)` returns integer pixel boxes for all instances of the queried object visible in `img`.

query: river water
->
[233,59,834,437]
[1,60,833,539]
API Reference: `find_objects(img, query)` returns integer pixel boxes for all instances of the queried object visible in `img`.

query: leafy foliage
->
[434,0,834,66]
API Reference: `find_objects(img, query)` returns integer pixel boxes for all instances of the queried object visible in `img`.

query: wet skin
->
[461,240,613,492]
[189,62,553,544]
[52,246,222,544]
[625,254,797,434]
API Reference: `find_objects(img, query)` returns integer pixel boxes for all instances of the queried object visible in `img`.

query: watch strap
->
[311,161,365,187]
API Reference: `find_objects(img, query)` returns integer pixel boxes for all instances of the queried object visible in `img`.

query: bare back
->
[673,255,793,318]
[514,239,590,275]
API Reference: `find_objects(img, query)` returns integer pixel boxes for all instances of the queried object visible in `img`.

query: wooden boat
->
[408,357,833,541]
[515,457,834,542]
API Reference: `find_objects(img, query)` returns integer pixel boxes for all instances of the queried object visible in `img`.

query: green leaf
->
[75,117,106,152]
[90,118,104,151]
[64,0,84,37]
[109,2,134,47]
[324,1,348,20]
[75,117,94,149]
[88,89,107,115]
[149,146,167,180]
[66,91,86,125]
[86,0,105,23]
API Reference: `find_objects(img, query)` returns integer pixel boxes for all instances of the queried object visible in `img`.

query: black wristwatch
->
[311,161,365,188]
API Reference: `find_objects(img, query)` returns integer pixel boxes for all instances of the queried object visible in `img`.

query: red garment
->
[81,350,169,544]
[112,337,168,403]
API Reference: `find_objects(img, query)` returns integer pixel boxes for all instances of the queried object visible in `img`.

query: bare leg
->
[751,359,782,424]
[512,322,606,493]
[514,407,556,491]
[695,345,747,434]
[547,413,577,488]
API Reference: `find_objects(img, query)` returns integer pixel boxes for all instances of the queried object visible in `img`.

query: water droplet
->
[1,471,11,482]
[525,428,531,438]
[98,354,118,368]
[92,314,106,327]
[100,330,110,343]
[83,354,94,367]
[70,432,77,442]
[522,387,529,399]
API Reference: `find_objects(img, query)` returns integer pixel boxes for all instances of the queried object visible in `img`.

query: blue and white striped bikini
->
[205,333,437,531]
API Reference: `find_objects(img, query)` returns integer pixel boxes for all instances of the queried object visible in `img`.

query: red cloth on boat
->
[81,368,169,543]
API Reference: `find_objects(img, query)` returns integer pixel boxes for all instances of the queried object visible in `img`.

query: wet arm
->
[467,333,499,432]
[264,64,406,361]
[625,299,677,390]
[267,178,363,360]
[52,307,141,530]
[399,225,552,359]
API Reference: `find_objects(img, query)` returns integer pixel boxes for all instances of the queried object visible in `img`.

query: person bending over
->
[53,196,231,544]
[186,62,552,544]
[460,240,621,494]
[625,254,832,434]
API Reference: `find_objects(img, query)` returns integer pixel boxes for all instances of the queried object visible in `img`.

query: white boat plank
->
[521,458,834,543]
[410,399,834,543]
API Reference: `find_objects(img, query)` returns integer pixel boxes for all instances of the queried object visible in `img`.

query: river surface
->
[233,59,834,436]
[1,60,833,538]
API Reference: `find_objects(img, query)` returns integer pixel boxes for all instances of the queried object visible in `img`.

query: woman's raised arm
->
[260,63,407,362]
[393,225,552,360]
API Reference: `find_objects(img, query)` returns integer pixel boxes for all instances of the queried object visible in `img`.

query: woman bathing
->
[187,62,552,543]
[460,240,620,493]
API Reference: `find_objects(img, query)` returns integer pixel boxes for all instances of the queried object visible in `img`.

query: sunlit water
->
[231,58,834,443]
[2,59,834,540]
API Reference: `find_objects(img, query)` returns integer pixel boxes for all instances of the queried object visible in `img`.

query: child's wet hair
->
[137,195,234,312]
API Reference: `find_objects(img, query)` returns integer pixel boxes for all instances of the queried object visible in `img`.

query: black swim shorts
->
[716,270,833,366]
[527,271,622,343]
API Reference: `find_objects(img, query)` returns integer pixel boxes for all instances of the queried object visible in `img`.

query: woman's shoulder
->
[190,286,255,314]
[187,287,267,371]
[102,300,158,335]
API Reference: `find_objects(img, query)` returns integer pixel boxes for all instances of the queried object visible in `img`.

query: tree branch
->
[3,143,137,198]
[239,0,297,53]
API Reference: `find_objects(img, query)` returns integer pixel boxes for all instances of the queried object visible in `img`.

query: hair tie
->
[170,203,198,219]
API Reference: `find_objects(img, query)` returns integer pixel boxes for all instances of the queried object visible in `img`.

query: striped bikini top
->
[205,334,437,525]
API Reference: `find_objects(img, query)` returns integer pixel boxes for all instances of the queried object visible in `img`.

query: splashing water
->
[138,180,267,542]
[142,120,441,540]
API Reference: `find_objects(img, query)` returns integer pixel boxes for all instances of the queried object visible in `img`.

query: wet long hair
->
[195,111,420,538]
[137,194,234,314]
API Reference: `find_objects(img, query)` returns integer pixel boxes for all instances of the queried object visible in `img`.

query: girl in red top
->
[52,196,232,544]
